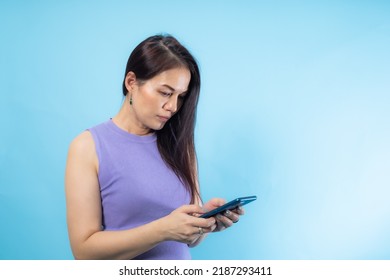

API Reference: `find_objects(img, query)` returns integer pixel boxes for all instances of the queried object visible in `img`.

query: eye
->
[160,91,172,97]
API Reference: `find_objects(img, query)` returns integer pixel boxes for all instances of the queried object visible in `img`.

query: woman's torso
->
[88,119,191,260]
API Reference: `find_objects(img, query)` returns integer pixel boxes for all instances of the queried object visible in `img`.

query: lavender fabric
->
[88,119,191,260]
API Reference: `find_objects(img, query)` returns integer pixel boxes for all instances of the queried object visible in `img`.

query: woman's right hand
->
[159,204,216,245]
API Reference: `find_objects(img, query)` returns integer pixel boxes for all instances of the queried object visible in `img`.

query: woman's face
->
[127,67,191,133]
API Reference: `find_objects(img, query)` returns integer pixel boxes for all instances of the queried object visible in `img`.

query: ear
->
[124,71,137,94]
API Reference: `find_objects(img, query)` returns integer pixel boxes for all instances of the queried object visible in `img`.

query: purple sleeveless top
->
[88,119,191,260]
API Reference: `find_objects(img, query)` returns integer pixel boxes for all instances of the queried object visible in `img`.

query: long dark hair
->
[122,34,201,204]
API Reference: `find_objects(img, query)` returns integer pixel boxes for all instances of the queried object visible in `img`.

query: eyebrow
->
[161,84,175,91]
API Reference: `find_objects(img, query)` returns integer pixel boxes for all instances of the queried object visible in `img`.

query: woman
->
[65,34,244,260]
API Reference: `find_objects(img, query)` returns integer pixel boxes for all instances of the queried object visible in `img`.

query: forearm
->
[72,219,165,260]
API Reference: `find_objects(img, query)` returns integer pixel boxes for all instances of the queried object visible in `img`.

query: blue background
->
[1,0,389,259]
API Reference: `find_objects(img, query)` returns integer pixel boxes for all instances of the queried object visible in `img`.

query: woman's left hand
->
[202,198,245,232]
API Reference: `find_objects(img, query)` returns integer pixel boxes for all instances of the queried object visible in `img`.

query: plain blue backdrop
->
[1,0,389,259]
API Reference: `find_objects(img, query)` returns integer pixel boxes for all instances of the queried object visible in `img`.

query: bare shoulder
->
[65,130,99,194]
[67,130,97,168]
[68,131,95,156]
[70,131,94,150]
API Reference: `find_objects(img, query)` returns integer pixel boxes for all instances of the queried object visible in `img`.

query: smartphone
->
[199,195,257,218]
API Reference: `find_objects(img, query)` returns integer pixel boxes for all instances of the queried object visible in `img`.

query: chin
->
[149,122,166,131]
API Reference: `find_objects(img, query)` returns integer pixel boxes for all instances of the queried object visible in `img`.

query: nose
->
[164,96,178,113]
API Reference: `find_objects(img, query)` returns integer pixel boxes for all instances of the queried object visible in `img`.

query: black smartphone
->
[199,195,257,218]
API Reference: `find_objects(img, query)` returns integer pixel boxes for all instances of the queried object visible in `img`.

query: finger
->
[184,227,208,244]
[176,204,204,215]
[215,219,226,232]
[224,209,240,223]
[234,206,245,215]
[207,223,217,232]
[188,231,205,245]
[216,214,233,228]
[230,206,245,216]
[200,224,217,234]
[192,216,216,228]
[191,225,212,237]
[193,226,204,235]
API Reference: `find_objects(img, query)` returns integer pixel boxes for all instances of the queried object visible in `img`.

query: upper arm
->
[65,131,102,254]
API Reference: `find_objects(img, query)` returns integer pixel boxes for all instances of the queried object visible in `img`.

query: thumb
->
[211,198,226,206]
[204,198,226,210]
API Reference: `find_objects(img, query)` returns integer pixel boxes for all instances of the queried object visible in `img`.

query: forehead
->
[147,68,191,92]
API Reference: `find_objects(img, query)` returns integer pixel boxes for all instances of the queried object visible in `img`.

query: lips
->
[157,115,170,122]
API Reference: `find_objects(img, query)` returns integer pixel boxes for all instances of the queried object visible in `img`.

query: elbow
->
[71,244,123,260]
[70,243,97,260]
[69,233,101,260]
[71,247,89,260]
[73,251,88,260]
[72,249,101,260]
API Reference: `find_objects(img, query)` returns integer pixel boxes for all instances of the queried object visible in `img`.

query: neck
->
[112,101,152,136]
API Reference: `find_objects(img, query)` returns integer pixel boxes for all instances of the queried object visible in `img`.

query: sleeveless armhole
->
[86,129,101,175]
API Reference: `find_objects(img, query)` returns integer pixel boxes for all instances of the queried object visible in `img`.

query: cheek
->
[138,90,162,109]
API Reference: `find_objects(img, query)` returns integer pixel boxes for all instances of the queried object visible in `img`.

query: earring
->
[129,95,133,105]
